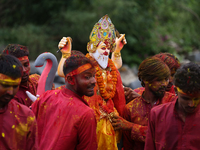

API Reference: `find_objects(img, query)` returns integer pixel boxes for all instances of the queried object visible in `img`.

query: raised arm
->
[111,34,127,69]
[57,37,72,77]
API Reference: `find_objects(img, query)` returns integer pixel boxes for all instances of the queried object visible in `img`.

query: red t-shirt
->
[13,74,40,107]
[123,92,177,150]
[31,88,97,150]
[0,100,38,150]
[145,98,200,150]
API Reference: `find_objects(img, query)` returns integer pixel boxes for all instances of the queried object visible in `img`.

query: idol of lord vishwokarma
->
[57,15,127,150]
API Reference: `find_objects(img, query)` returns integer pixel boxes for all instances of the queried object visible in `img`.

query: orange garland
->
[86,53,118,100]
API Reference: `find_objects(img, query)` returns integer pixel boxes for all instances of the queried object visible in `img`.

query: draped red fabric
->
[0,100,38,150]
[123,92,177,150]
[112,69,126,116]
[145,98,200,150]
[13,74,40,107]
[31,88,97,150]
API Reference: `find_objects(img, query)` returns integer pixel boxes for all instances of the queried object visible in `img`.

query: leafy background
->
[0,0,199,67]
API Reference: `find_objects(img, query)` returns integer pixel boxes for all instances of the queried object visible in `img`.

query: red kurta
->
[13,74,40,107]
[31,88,97,150]
[0,100,38,150]
[123,92,177,150]
[145,98,200,150]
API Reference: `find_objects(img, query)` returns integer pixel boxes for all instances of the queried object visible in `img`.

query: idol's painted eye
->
[101,47,106,50]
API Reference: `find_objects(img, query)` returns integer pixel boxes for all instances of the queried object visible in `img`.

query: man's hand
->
[115,34,127,53]
[58,37,72,54]
[111,114,133,131]
[124,87,140,104]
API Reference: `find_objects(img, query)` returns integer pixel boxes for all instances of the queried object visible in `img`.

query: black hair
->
[174,62,200,95]
[63,50,93,76]
[0,54,23,79]
[2,44,29,58]
[138,57,170,87]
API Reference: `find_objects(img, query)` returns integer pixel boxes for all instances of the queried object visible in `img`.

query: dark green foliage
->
[0,0,199,66]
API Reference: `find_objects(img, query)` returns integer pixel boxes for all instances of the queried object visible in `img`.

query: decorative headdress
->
[154,53,180,75]
[87,15,116,53]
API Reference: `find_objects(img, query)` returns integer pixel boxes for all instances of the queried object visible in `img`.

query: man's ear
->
[66,76,75,85]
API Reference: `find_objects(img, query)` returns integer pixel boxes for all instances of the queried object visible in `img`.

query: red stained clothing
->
[31,88,97,150]
[167,85,176,94]
[133,87,144,95]
[0,100,38,150]
[145,98,200,150]
[123,92,177,150]
[13,74,40,107]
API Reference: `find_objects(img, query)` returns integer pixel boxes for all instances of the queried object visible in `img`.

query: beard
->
[149,86,166,99]
[91,50,109,69]
[166,82,173,91]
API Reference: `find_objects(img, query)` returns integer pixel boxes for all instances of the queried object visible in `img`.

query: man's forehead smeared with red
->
[63,50,95,77]
[2,44,29,58]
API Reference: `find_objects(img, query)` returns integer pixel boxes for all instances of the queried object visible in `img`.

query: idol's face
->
[92,41,111,69]
[146,78,169,98]
[96,42,110,56]
[177,90,200,114]
[20,58,30,83]
[74,67,96,97]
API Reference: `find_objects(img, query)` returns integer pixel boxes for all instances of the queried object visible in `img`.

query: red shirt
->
[31,88,97,150]
[13,74,40,107]
[123,92,177,150]
[145,98,200,150]
[0,100,38,150]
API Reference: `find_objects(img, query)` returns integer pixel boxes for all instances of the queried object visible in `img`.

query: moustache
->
[158,87,167,91]
[103,52,109,56]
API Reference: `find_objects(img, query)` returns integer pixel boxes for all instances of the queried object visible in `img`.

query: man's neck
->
[175,101,188,122]
[142,90,158,106]
[20,81,28,87]
[0,104,6,109]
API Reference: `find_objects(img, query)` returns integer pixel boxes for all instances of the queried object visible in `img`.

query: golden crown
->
[87,15,116,53]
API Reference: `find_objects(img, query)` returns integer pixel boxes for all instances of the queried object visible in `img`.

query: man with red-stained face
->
[2,44,41,107]
[145,62,200,150]
[111,57,177,150]
[0,54,38,150]
[19,56,31,84]
[31,52,97,150]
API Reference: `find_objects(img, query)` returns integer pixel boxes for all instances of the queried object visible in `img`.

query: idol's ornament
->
[87,15,116,53]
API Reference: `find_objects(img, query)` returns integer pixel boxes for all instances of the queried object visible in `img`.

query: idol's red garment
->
[167,85,175,94]
[13,74,40,107]
[31,88,97,150]
[0,100,38,150]
[123,92,177,150]
[145,98,200,150]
